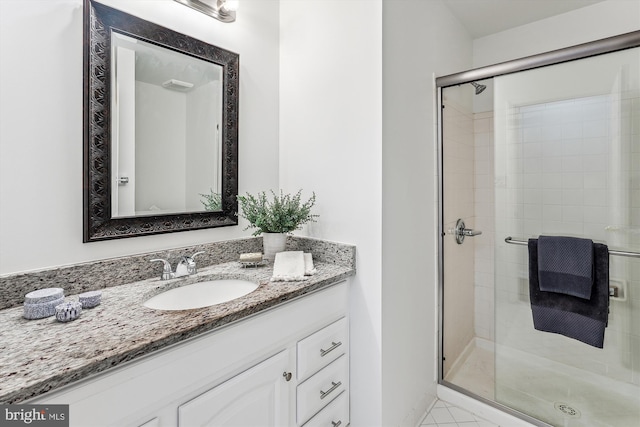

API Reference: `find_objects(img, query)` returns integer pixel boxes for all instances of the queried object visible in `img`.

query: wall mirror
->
[83,0,239,242]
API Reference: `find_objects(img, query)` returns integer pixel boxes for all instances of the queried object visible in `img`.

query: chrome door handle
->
[453,219,482,244]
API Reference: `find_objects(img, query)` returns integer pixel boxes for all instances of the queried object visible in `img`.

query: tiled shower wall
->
[446,104,497,351]
[494,91,640,385]
[442,95,476,374]
[473,112,495,342]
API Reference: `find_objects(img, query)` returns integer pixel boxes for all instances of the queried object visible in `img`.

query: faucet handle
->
[185,251,205,275]
[150,258,173,280]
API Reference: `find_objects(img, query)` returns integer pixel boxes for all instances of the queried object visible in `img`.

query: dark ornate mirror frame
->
[83,0,239,242]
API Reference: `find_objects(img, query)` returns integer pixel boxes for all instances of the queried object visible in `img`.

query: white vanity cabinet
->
[178,350,290,426]
[29,281,349,427]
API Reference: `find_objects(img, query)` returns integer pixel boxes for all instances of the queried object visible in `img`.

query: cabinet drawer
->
[302,391,348,427]
[298,317,348,380]
[297,355,348,425]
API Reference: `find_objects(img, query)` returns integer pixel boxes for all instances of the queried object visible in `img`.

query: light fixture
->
[162,79,194,91]
[174,0,238,23]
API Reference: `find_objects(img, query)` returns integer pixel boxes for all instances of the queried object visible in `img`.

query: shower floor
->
[445,339,640,427]
[444,339,494,401]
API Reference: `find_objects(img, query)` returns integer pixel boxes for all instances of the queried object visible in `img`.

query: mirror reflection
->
[111,32,223,218]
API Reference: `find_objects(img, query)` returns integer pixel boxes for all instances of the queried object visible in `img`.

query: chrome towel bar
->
[504,237,640,259]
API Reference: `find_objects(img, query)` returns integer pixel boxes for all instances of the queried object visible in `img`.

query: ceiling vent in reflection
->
[162,79,194,91]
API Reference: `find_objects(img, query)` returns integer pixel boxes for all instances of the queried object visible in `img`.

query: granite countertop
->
[0,259,355,404]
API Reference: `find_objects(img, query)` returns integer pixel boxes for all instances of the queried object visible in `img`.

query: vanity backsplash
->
[0,236,356,310]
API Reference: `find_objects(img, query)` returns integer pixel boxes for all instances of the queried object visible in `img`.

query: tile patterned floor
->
[420,400,499,427]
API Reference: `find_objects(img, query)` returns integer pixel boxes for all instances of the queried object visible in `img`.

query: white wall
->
[473,0,640,68]
[382,1,473,425]
[279,2,383,425]
[280,0,473,425]
[0,0,279,274]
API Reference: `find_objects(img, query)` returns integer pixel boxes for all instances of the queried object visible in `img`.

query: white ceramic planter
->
[262,233,287,261]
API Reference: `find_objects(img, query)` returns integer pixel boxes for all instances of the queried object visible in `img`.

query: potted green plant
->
[237,190,318,259]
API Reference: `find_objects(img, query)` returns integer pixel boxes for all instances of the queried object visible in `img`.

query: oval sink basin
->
[143,280,259,311]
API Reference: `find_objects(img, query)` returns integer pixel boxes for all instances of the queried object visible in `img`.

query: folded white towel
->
[271,251,307,282]
[304,253,317,276]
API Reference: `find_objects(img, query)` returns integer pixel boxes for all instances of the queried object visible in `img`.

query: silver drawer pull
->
[320,341,342,357]
[332,421,342,427]
[320,381,342,400]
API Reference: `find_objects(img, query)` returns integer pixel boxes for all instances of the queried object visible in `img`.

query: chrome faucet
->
[150,251,205,280]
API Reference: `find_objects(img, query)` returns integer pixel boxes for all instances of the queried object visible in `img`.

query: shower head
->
[470,81,486,95]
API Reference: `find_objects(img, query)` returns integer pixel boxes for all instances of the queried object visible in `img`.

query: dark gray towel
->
[538,235,594,299]
[529,239,609,348]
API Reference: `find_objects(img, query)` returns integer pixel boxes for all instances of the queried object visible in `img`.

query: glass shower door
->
[440,80,496,402]
[440,44,640,427]
[492,47,640,427]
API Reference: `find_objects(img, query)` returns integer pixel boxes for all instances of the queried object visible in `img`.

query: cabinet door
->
[179,350,291,427]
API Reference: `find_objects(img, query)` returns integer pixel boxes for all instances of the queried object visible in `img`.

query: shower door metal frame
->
[436,30,640,426]
[436,30,640,87]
